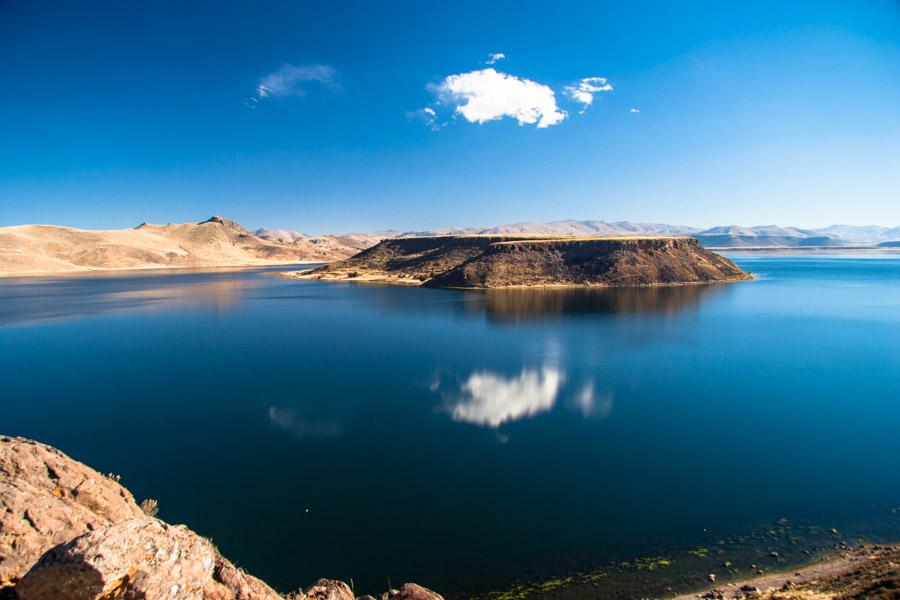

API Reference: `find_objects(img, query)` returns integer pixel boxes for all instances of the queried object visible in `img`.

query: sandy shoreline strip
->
[0,261,321,279]
[670,543,899,599]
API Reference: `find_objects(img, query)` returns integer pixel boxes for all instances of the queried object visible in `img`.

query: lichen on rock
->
[0,436,144,582]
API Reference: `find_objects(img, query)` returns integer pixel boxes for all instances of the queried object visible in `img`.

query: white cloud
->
[448,367,563,427]
[247,63,337,107]
[564,76,613,111]
[433,68,567,128]
[407,106,441,130]
[486,52,506,65]
[629,107,640,114]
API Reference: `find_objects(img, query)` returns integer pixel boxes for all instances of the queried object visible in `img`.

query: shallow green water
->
[2,256,899,598]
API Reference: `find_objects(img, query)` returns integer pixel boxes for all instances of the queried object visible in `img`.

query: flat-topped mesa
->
[286,235,752,288]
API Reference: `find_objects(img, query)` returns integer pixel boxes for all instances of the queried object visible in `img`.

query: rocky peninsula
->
[280,235,751,288]
[0,435,442,600]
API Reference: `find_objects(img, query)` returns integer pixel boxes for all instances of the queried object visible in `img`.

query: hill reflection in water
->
[359,281,729,325]
[467,284,725,321]
[0,268,270,327]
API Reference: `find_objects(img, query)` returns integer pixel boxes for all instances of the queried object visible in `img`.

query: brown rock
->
[0,435,144,581]
[305,578,354,600]
[211,556,287,600]
[388,583,444,600]
[16,516,282,600]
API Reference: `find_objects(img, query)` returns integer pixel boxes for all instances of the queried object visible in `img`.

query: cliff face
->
[286,236,751,288]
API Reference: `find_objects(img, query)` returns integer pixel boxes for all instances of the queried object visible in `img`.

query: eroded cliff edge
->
[0,436,441,600]
[278,235,751,288]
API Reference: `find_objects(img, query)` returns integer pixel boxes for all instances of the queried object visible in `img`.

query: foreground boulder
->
[382,584,444,600]
[302,578,354,600]
[16,516,281,600]
[0,436,144,582]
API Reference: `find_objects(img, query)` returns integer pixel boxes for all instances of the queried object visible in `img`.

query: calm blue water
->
[2,256,899,597]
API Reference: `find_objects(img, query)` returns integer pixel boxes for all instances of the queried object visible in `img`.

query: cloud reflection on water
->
[449,367,563,427]
[0,270,264,327]
[267,405,343,439]
[573,381,613,418]
[441,366,613,429]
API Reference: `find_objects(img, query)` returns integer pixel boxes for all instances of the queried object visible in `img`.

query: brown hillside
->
[0,216,365,276]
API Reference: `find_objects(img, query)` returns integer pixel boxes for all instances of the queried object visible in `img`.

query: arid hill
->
[0,216,371,277]
[281,235,751,288]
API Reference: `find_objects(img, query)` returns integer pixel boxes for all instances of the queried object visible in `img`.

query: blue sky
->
[1,1,898,233]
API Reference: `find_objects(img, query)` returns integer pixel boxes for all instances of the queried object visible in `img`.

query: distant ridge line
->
[259,220,900,248]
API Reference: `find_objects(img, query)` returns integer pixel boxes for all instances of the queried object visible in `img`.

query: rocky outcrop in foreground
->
[0,436,442,600]
[284,235,751,288]
[15,516,282,600]
[0,436,144,582]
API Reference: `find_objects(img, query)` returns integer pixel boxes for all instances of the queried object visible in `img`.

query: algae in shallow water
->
[471,508,900,600]
[635,557,672,571]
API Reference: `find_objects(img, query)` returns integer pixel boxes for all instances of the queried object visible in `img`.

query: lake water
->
[2,256,899,598]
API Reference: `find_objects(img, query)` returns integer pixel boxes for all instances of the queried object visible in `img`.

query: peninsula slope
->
[280,235,751,288]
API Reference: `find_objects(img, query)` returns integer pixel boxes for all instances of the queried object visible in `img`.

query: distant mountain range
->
[257,220,900,249]
[3,216,898,278]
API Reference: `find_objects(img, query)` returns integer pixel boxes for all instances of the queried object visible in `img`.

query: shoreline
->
[0,261,321,280]
[719,246,900,254]
[670,543,900,599]
[468,511,900,600]
[276,269,755,289]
